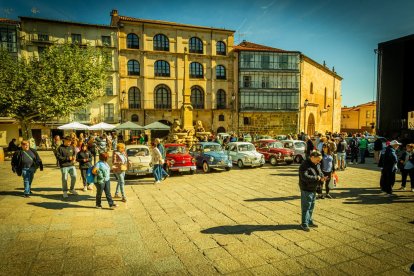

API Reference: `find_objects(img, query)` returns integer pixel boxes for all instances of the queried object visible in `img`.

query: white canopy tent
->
[57,122,90,130]
[88,122,116,131]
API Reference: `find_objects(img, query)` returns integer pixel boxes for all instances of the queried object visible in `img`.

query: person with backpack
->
[11,140,43,198]
[398,143,414,192]
[93,152,118,209]
[76,143,93,192]
[380,140,401,196]
[349,134,359,164]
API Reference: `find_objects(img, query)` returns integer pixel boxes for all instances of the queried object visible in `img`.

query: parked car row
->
[122,140,301,178]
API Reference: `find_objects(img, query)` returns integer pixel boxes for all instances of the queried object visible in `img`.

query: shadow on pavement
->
[27,202,96,209]
[332,187,414,204]
[201,224,300,235]
[270,173,298,177]
[245,195,300,202]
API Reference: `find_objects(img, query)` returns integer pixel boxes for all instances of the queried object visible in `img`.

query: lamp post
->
[304,99,309,135]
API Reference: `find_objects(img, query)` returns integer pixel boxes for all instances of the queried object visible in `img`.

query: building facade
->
[377,34,414,140]
[234,41,342,137]
[110,10,235,133]
[341,101,376,134]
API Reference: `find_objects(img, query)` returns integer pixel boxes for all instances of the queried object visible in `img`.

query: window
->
[219,115,225,121]
[128,87,141,109]
[37,46,46,56]
[0,26,17,53]
[310,82,313,94]
[154,85,171,109]
[127,33,139,49]
[243,76,251,88]
[191,86,204,109]
[216,41,226,55]
[335,90,337,99]
[153,34,169,51]
[216,65,226,79]
[324,87,327,108]
[105,77,113,96]
[241,53,253,68]
[71,33,82,44]
[240,91,299,111]
[261,54,270,69]
[244,117,251,125]
[261,76,269,88]
[102,36,111,46]
[366,111,370,118]
[131,114,139,122]
[38,33,49,42]
[189,37,203,54]
[127,60,140,76]
[217,89,226,109]
[190,62,203,78]
[74,108,89,122]
[154,60,170,77]
[104,103,114,122]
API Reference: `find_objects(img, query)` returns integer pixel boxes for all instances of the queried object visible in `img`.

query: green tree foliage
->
[0,43,109,139]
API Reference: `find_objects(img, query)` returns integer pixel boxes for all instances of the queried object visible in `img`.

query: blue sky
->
[2,0,414,107]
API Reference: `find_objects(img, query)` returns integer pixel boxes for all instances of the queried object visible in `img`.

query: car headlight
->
[192,158,196,163]
[244,156,250,161]
[209,156,214,162]
[170,160,175,165]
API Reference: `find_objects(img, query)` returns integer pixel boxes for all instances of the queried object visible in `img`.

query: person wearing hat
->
[380,140,401,196]
[56,136,78,198]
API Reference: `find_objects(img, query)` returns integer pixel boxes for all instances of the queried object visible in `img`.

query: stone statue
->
[195,120,205,133]
[171,119,184,134]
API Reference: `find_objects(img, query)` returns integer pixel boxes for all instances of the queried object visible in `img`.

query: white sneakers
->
[63,191,68,198]
[83,186,87,192]
[155,180,161,184]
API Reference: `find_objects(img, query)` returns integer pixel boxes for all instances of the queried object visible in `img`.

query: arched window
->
[216,41,226,55]
[310,82,313,94]
[127,33,139,49]
[218,115,225,121]
[128,87,141,109]
[154,60,170,77]
[153,34,169,51]
[190,62,203,78]
[191,86,204,109]
[189,37,203,54]
[131,114,139,122]
[127,60,140,76]
[154,85,171,109]
[216,65,226,80]
[216,89,226,109]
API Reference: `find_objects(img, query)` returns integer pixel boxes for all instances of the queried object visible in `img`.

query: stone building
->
[18,16,119,139]
[341,101,376,134]
[110,10,235,134]
[233,41,342,137]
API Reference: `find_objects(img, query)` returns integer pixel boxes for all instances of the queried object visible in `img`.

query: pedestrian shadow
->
[42,164,60,169]
[27,202,96,210]
[125,179,158,185]
[245,195,300,202]
[331,187,414,204]
[0,191,23,197]
[15,187,62,192]
[201,224,300,235]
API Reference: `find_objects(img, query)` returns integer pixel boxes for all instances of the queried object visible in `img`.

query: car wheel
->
[294,155,303,163]
[202,162,210,173]
[190,169,195,175]
[286,161,293,165]
[225,167,231,171]
[270,156,278,166]
[237,160,244,169]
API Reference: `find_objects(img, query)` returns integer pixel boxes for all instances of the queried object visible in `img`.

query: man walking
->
[56,136,78,198]
[299,151,326,232]
[358,135,368,164]
[349,134,359,164]
[380,140,401,196]
[11,140,43,197]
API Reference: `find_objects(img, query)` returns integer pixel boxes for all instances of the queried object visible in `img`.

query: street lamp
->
[304,99,309,135]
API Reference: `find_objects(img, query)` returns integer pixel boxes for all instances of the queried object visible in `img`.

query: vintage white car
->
[124,145,153,176]
[225,142,265,168]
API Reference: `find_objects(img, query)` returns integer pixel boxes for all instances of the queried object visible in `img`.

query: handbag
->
[120,164,127,171]
[328,176,336,189]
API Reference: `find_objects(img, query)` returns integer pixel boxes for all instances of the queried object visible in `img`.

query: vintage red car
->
[253,139,294,165]
[164,143,196,174]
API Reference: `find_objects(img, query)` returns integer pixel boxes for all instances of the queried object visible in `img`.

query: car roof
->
[126,145,149,149]
[228,142,253,145]
[281,140,305,143]
[198,142,221,146]
[165,143,186,147]
[256,139,277,142]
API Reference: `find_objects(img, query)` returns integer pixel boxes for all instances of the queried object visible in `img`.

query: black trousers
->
[95,180,114,207]
[80,168,88,186]
[380,169,396,194]
[401,168,414,189]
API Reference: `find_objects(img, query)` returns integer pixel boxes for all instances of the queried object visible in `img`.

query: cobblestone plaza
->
[0,151,413,275]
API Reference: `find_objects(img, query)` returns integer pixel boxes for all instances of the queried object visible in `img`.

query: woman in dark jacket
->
[76,143,93,191]
[11,140,43,198]
[298,151,326,231]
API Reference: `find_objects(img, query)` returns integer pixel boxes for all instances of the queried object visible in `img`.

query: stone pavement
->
[0,151,413,275]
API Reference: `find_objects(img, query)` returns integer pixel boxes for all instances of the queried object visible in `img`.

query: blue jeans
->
[115,172,126,197]
[22,167,35,195]
[359,149,366,163]
[61,166,77,192]
[158,164,168,179]
[301,190,316,226]
[153,164,162,181]
[95,180,114,207]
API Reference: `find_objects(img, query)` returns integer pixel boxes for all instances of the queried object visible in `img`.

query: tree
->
[0,43,109,139]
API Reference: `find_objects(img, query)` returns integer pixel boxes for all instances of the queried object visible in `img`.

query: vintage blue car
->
[190,142,232,173]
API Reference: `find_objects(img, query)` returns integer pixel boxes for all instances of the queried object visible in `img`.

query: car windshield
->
[283,142,293,149]
[127,148,149,157]
[166,146,187,154]
[203,144,222,152]
[238,144,255,152]
[294,142,306,148]
[269,142,283,149]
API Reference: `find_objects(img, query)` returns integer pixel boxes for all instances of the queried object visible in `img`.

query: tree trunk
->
[19,119,33,140]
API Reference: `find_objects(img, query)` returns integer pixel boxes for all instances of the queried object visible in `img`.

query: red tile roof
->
[0,18,19,25]
[234,41,298,53]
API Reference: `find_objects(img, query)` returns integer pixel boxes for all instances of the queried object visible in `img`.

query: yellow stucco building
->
[110,10,236,134]
[341,101,376,134]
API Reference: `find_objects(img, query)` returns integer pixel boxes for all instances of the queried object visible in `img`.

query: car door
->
[227,144,238,164]
[259,142,271,160]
